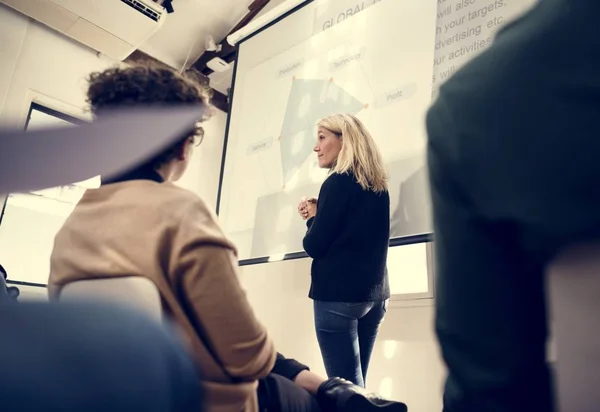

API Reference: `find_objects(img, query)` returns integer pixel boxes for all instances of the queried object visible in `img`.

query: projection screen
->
[218,0,535,263]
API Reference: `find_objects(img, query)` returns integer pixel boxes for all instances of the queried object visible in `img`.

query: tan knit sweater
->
[48,180,276,412]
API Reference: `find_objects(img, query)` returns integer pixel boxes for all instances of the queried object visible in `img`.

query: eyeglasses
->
[192,134,203,147]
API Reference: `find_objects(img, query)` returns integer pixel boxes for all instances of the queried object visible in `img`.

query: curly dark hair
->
[87,63,213,169]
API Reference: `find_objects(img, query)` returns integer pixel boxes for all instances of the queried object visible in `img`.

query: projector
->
[206,57,230,73]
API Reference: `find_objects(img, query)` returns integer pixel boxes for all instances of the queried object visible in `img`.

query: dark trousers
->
[0,302,202,412]
[257,354,320,412]
[426,1,600,411]
[313,300,386,387]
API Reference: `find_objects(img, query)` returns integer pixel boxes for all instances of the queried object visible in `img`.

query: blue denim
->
[313,300,387,387]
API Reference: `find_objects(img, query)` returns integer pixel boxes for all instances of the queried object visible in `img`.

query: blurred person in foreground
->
[0,301,202,411]
[426,0,599,411]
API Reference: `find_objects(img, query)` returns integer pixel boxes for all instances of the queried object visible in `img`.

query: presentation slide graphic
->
[220,0,536,261]
[250,155,430,258]
[280,78,365,185]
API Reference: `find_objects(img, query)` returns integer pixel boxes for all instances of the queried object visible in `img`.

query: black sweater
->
[303,171,390,302]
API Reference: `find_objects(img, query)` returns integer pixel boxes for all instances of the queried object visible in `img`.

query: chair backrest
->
[60,277,162,323]
[547,243,600,412]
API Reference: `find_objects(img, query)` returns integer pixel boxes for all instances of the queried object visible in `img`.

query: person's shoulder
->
[85,182,219,230]
[318,172,345,195]
[109,181,213,224]
[147,183,235,248]
[324,171,355,187]
[154,183,214,217]
[155,183,204,204]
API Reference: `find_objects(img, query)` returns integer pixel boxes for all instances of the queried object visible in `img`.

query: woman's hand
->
[298,197,318,220]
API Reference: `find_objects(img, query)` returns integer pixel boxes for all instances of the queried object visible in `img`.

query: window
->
[0,104,100,285]
[387,242,434,301]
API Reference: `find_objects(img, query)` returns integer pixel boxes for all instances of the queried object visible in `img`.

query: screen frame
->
[216,0,434,266]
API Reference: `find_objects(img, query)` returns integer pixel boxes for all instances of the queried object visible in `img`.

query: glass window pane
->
[387,243,429,296]
[0,106,99,284]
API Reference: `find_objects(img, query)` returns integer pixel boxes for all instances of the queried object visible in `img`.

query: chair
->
[547,243,600,412]
[60,277,162,323]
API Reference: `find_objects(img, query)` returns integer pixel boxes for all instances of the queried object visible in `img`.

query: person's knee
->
[0,302,202,411]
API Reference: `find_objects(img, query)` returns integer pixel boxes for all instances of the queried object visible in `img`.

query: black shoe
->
[316,377,408,412]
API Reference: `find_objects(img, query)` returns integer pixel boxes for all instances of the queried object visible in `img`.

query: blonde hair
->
[317,114,388,192]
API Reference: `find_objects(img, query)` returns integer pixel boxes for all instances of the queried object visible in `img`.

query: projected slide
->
[220,0,436,260]
[220,0,535,261]
[279,78,365,185]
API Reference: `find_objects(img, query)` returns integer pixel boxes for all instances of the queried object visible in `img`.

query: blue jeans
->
[313,300,387,387]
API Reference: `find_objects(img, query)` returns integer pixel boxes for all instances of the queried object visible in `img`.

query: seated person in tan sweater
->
[48,64,406,412]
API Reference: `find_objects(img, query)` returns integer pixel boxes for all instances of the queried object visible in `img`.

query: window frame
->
[388,241,435,305]
[0,100,86,227]
[24,102,87,130]
[0,99,88,286]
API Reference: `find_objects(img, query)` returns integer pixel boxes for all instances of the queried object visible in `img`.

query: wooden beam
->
[228,0,271,36]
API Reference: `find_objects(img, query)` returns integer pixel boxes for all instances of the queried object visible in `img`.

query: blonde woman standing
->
[297,114,390,388]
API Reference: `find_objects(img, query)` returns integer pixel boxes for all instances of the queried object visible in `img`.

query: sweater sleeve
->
[172,198,276,381]
[271,353,310,380]
[302,173,351,259]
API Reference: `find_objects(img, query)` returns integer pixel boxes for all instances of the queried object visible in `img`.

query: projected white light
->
[303,60,319,77]
[267,243,288,260]
[297,94,311,118]
[291,133,305,155]
[383,340,397,360]
[284,169,300,192]
[309,34,324,48]
[379,377,393,399]
[268,253,286,262]
[276,204,294,232]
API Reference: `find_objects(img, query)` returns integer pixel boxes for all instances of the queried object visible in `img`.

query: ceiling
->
[138,0,288,95]
[139,0,253,71]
